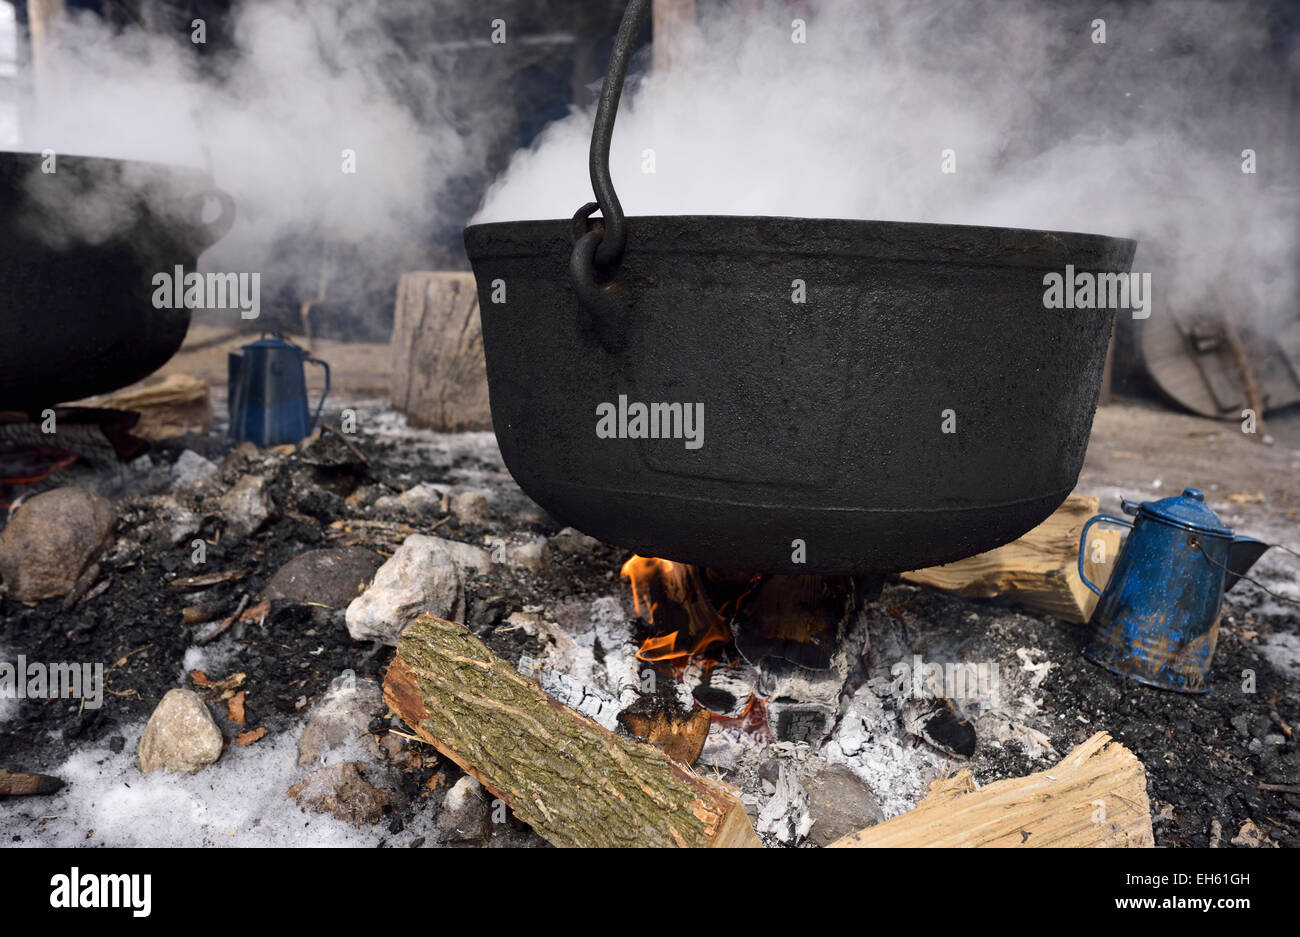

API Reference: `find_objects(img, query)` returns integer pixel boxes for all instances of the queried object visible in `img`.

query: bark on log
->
[389,272,492,432]
[830,732,1154,848]
[901,494,1122,623]
[384,614,761,848]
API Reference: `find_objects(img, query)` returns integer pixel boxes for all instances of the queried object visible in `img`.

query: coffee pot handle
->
[306,356,331,430]
[1078,514,1134,596]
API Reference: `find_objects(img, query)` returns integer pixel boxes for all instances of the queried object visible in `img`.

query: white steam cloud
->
[5,0,511,317]
[4,0,1295,338]
[474,0,1299,335]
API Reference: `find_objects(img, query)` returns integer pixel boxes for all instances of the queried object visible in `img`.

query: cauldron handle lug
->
[192,187,237,253]
[570,223,629,354]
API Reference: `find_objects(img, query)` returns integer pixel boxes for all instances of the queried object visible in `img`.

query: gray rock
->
[287,762,392,826]
[507,536,550,574]
[549,526,600,554]
[297,671,385,766]
[345,534,465,645]
[0,487,116,602]
[218,441,272,480]
[449,491,491,525]
[170,449,218,490]
[219,474,273,539]
[138,688,224,774]
[436,537,493,576]
[140,495,203,549]
[268,547,385,609]
[801,765,885,847]
[374,482,446,516]
[436,775,492,845]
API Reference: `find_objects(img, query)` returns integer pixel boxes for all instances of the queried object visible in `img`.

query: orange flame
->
[621,555,732,664]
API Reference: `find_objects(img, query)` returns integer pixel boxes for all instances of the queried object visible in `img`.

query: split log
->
[830,731,1153,848]
[901,494,1122,623]
[82,373,213,441]
[389,272,492,432]
[384,614,761,848]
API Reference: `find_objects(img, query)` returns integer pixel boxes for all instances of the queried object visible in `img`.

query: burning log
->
[383,614,762,848]
[830,732,1153,848]
[389,272,492,432]
[900,494,1122,623]
[732,574,861,670]
[616,696,711,766]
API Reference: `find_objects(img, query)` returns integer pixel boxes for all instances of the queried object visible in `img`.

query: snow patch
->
[0,723,434,848]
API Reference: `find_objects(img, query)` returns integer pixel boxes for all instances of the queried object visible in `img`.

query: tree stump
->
[390,272,492,432]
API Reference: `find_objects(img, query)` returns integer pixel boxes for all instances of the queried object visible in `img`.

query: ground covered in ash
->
[885,584,1300,848]
[1,404,1297,848]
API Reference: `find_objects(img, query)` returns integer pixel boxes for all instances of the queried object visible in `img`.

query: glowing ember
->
[1,452,79,508]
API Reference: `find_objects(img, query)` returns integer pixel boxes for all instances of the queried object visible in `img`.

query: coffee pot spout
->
[1225,536,1270,592]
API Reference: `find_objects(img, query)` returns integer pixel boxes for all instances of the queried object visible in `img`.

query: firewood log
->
[384,614,762,848]
[901,494,1122,623]
[830,732,1153,848]
[82,373,212,441]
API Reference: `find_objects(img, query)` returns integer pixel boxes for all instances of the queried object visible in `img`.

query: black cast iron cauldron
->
[0,151,235,409]
[464,0,1136,575]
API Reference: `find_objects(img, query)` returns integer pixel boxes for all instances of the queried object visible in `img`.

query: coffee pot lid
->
[1138,488,1233,538]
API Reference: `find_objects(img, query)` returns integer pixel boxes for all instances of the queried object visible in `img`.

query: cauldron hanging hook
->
[570,0,650,320]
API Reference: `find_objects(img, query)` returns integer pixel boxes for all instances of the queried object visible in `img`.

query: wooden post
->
[389,272,492,432]
[653,0,695,73]
[26,0,65,110]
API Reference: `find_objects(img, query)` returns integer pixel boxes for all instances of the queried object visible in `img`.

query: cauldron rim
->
[0,149,214,180]
[465,214,1136,269]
